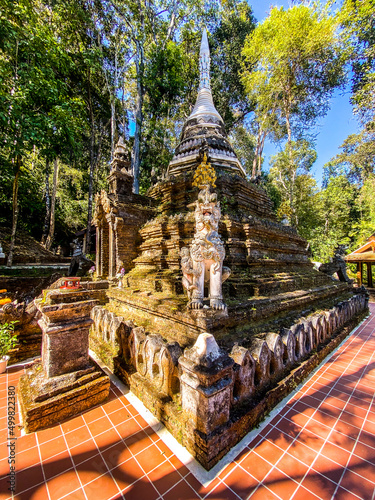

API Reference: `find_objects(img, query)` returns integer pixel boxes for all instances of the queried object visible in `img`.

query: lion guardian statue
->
[181,184,230,310]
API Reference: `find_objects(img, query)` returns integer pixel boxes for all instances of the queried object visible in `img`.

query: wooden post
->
[359,262,363,287]
[356,263,361,286]
[367,263,373,288]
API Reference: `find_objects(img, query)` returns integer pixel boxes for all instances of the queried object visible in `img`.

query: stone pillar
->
[18,286,110,433]
[179,333,234,435]
[38,297,98,378]
[107,216,116,279]
[101,222,109,278]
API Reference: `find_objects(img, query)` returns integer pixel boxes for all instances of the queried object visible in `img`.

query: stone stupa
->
[91,30,368,469]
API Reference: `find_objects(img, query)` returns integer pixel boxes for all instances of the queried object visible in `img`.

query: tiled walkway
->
[1,304,375,500]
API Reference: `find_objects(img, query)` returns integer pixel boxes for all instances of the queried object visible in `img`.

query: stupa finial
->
[199,29,210,91]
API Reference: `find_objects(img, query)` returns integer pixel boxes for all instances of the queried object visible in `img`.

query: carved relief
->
[251,339,271,387]
[281,329,296,366]
[265,333,284,374]
[230,345,255,403]
[292,323,306,360]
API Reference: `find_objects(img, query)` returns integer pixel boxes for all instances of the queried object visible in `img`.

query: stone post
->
[18,284,110,433]
[38,298,97,378]
[179,333,234,435]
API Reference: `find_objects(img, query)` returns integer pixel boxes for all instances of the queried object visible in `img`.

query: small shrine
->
[345,233,375,288]
[93,137,155,279]
[90,30,369,469]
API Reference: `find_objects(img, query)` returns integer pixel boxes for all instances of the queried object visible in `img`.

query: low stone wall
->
[90,292,368,469]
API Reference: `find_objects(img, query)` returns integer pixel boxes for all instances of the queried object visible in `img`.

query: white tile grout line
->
[81,406,125,498]
[89,314,372,488]
[329,345,375,499]
[35,432,52,500]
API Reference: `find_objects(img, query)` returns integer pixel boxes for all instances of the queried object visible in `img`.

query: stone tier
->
[90,292,368,469]
[103,279,352,349]
[148,172,274,218]
[130,212,309,284]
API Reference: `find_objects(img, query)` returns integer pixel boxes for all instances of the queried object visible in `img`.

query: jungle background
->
[0,0,374,266]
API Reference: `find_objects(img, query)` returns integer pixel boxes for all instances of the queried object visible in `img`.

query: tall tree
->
[110,0,210,193]
[241,4,345,216]
[340,0,375,125]
[269,139,317,228]
[323,129,375,185]
[309,175,357,261]
[0,0,87,264]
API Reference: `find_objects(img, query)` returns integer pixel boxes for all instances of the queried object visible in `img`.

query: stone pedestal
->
[18,286,110,433]
[179,333,234,435]
[38,299,96,377]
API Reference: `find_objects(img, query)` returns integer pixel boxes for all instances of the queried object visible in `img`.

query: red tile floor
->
[1,304,375,500]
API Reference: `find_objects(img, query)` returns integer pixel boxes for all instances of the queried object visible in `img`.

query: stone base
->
[18,359,110,433]
[114,311,367,469]
[106,282,352,348]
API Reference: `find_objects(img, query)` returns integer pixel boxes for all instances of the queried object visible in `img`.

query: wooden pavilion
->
[345,233,375,287]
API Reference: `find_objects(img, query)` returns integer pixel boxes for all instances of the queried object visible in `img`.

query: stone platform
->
[104,275,352,348]
[91,290,368,469]
[18,359,110,433]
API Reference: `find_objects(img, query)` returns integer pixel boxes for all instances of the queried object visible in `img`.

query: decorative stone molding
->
[230,345,255,404]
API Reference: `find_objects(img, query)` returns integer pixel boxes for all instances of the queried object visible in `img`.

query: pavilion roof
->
[345,234,375,262]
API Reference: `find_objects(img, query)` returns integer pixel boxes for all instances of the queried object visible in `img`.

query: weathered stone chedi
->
[92,31,369,469]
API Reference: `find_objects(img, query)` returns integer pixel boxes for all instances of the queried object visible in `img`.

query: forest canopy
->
[0,0,374,265]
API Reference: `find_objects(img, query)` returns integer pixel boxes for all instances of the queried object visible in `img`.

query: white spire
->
[199,29,210,91]
[189,29,222,121]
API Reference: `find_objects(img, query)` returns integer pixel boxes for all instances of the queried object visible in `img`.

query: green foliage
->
[323,129,375,185]
[340,0,375,125]
[349,174,375,246]
[269,139,317,228]
[0,321,18,357]
[229,124,256,176]
[242,4,345,140]
[309,175,357,261]
[0,0,112,248]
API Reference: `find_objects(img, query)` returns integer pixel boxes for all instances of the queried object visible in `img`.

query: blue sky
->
[248,0,360,185]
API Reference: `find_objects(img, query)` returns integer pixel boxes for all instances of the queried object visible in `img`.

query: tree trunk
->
[284,105,296,226]
[132,39,144,194]
[252,129,261,178]
[45,158,59,251]
[41,158,51,246]
[7,156,21,267]
[86,74,96,255]
[111,100,116,162]
[257,132,267,176]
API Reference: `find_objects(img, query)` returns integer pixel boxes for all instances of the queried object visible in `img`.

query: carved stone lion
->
[181,186,230,310]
